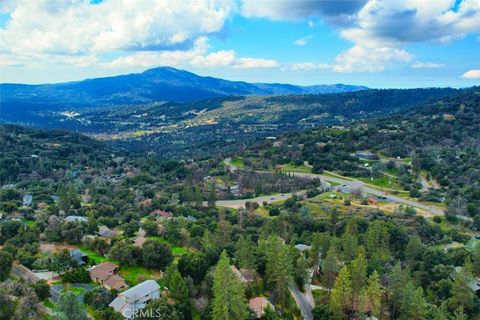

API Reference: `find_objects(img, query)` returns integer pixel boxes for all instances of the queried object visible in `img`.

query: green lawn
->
[22,218,36,227]
[78,246,110,264]
[146,236,190,255]
[358,175,404,191]
[280,163,312,173]
[231,157,245,167]
[119,266,157,285]
[61,287,85,296]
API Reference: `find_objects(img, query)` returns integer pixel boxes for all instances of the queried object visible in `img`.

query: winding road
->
[219,158,444,216]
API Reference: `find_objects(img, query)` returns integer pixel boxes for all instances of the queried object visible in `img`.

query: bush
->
[62,268,91,283]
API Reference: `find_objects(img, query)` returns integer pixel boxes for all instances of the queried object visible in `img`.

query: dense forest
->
[0,88,480,320]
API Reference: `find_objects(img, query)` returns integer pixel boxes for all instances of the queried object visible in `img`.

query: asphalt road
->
[223,158,444,216]
[289,284,313,320]
[287,171,444,216]
[210,191,306,209]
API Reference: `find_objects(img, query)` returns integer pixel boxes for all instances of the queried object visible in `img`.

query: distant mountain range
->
[0,67,368,109]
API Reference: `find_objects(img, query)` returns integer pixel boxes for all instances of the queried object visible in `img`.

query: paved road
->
[209,191,306,209]
[289,284,313,320]
[287,171,444,216]
[223,158,444,216]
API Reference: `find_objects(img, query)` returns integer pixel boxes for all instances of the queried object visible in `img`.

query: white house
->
[109,280,161,318]
[64,215,89,223]
[23,194,33,206]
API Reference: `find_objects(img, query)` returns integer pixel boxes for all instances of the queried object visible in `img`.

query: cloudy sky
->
[1,0,479,87]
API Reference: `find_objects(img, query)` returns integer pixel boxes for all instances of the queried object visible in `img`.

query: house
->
[23,194,33,206]
[295,244,312,252]
[231,265,255,284]
[338,185,351,194]
[249,297,273,318]
[89,262,128,291]
[150,210,173,219]
[354,151,377,160]
[98,225,118,238]
[69,249,88,266]
[109,280,161,318]
[367,197,379,205]
[64,215,89,223]
[453,267,480,296]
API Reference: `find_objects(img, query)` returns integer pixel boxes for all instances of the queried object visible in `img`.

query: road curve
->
[289,284,313,320]
[223,158,444,216]
[206,191,306,209]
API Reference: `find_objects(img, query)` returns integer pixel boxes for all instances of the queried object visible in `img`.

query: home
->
[89,262,128,291]
[354,151,377,160]
[69,249,88,266]
[64,215,89,223]
[150,209,173,220]
[338,185,351,194]
[23,194,33,206]
[109,280,161,318]
[453,267,480,297]
[294,244,312,252]
[231,265,255,284]
[98,225,117,238]
[367,197,379,205]
[249,297,274,318]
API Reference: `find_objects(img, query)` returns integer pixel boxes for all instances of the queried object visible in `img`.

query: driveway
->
[207,191,306,209]
[289,284,313,320]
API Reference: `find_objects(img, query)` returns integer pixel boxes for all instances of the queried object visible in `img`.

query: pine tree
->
[365,270,383,318]
[212,251,248,320]
[234,235,256,270]
[164,264,189,304]
[452,306,468,320]
[349,250,367,315]
[53,292,89,320]
[449,262,477,313]
[323,246,340,291]
[329,266,352,320]
[398,282,427,320]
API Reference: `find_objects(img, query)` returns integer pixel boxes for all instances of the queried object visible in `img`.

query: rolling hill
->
[0,66,367,112]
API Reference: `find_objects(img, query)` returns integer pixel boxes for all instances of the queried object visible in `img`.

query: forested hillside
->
[237,88,480,228]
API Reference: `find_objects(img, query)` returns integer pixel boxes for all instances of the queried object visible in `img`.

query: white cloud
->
[462,69,480,79]
[411,61,445,69]
[242,0,480,73]
[1,0,236,55]
[288,62,332,71]
[333,45,413,72]
[294,36,313,46]
[106,38,279,69]
[330,0,480,72]
[241,0,367,24]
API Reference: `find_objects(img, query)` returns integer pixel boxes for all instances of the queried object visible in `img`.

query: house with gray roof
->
[109,280,161,318]
[64,215,89,223]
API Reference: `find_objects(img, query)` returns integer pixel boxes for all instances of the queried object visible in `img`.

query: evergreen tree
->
[322,246,340,291]
[234,235,256,270]
[53,292,89,320]
[329,266,352,320]
[365,271,383,318]
[0,251,13,281]
[349,250,367,315]
[398,282,428,320]
[164,264,189,304]
[212,251,248,320]
[448,262,478,314]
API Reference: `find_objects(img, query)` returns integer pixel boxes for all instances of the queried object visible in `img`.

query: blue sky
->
[0,0,479,87]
